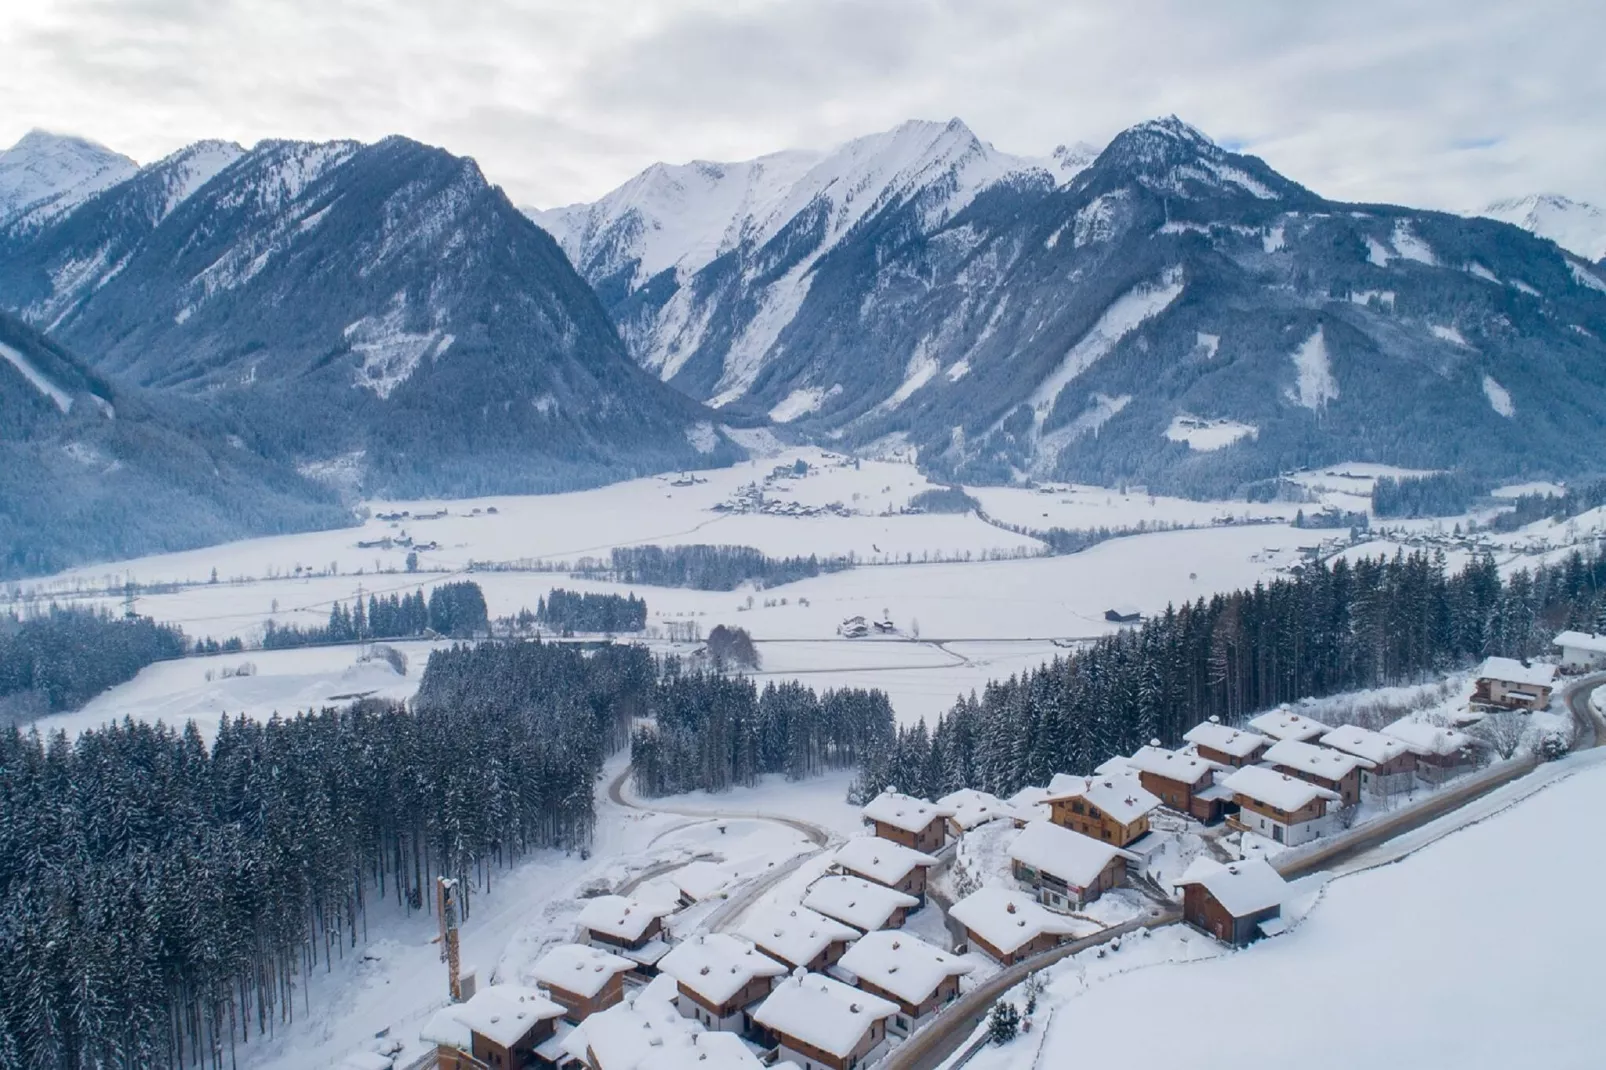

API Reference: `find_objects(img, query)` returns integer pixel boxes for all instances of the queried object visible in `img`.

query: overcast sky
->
[1,0,1601,211]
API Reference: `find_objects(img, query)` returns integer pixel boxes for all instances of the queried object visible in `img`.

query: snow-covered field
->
[962,751,1606,1070]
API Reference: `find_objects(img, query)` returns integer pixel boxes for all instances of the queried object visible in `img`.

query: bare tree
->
[1473,709,1528,761]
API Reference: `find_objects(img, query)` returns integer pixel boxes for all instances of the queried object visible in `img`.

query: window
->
[1071,802,1085,815]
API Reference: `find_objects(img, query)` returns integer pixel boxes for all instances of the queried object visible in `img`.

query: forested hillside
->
[0,607,186,721]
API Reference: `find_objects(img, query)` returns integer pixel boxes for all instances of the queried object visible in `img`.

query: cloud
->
[0,0,1600,211]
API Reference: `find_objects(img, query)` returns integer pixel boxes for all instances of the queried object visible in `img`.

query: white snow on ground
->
[1195,332,1220,358]
[0,340,74,412]
[945,359,971,382]
[1072,192,1125,247]
[1390,219,1437,265]
[1024,267,1185,430]
[1349,288,1396,310]
[882,344,942,410]
[1568,260,1606,293]
[1510,278,1541,297]
[1286,326,1337,409]
[964,753,1606,1070]
[1430,323,1470,346]
[1492,481,1564,499]
[1163,414,1256,451]
[968,484,1296,530]
[1465,261,1500,284]
[1479,193,1606,262]
[1262,223,1285,252]
[346,295,452,398]
[769,387,827,423]
[1364,236,1392,266]
[1482,375,1515,417]
[0,129,138,225]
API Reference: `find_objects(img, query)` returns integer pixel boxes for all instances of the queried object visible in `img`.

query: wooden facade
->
[1271,761,1362,808]
[1048,796,1150,847]
[1181,884,1280,948]
[586,914,662,951]
[677,974,776,1031]
[541,972,625,1023]
[856,974,962,1035]
[837,858,931,902]
[1011,854,1125,911]
[961,926,1066,967]
[769,1020,886,1070]
[1193,739,1267,769]
[470,1017,556,1070]
[870,816,946,854]
[1137,769,1225,824]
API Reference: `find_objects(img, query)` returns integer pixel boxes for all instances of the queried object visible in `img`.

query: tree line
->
[1371,472,1487,518]
[261,581,489,649]
[631,672,894,796]
[0,606,186,721]
[854,549,1606,802]
[0,638,654,1069]
[1483,478,1606,533]
[593,544,852,591]
[535,589,647,633]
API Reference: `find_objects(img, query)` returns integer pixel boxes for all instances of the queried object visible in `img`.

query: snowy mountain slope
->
[0,311,349,577]
[528,119,1092,401]
[0,135,743,497]
[0,130,139,230]
[1479,193,1606,263]
[551,115,1606,495]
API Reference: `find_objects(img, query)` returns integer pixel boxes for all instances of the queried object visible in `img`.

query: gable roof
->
[1174,856,1287,917]
[736,904,859,968]
[1221,765,1341,812]
[453,985,564,1049]
[670,860,730,902]
[1478,656,1558,688]
[658,933,787,1007]
[833,836,938,885]
[937,788,1020,830]
[837,930,972,1006]
[562,975,698,1069]
[650,1031,765,1070]
[1125,744,1216,786]
[861,790,954,834]
[1008,819,1137,888]
[1263,737,1374,778]
[1246,709,1329,742]
[1183,719,1272,758]
[1318,725,1412,766]
[1383,719,1473,758]
[752,972,898,1058]
[1555,630,1606,654]
[530,943,635,999]
[577,893,676,943]
[1042,770,1160,825]
[802,876,919,932]
[948,886,1078,957]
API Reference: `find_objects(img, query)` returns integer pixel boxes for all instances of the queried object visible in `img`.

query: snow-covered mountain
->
[0,136,742,497]
[1479,194,1606,263]
[528,118,1096,406]
[0,130,138,229]
[545,116,1606,494]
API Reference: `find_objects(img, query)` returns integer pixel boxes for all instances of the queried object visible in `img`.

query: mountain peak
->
[0,129,138,227]
[1479,192,1606,261]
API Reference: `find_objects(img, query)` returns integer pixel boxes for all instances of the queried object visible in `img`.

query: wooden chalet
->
[575,894,676,972]
[1247,709,1330,743]
[736,904,859,973]
[1044,770,1159,847]
[1009,819,1136,910]
[657,933,787,1034]
[1222,765,1340,847]
[1123,744,1233,823]
[1383,720,1478,786]
[1318,725,1418,798]
[560,975,702,1069]
[830,836,938,902]
[948,886,1078,966]
[1555,630,1606,673]
[1262,738,1371,808]
[802,875,919,933]
[752,972,898,1070]
[1174,857,1288,947]
[1474,656,1557,711]
[837,930,972,1036]
[446,985,566,1070]
[1183,717,1272,768]
[860,789,954,853]
[529,944,635,1023]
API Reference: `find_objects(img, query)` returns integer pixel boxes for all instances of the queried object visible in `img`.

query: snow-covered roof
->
[1555,630,1606,654]
[419,1005,472,1051]
[937,788,1020,830]
[1093,754,1134,776]
[1263,738,1374,778]
[1478,656,1557,688]
[1184,719,1272,758]
[1246,709,1330,742]
[1042,770,1160,825]
[837,929,972,1006]
[1221,765,1341,812]
[452,985,564,1049]
[1174,857,1288,917]
[338,1053,395,1070]
[1125,744,1216,786]
[833,835,938,885]
[650,1031,765,1070]
[658,933,787,1007]
[736,904,859,969]
[530,943,635,999]
[1009,819,1137,887]
[1383,719,1473,758]
[1006,785,1054,822]
[1318,725,1412,767]
[861,789,954,834]
[563,975,701,1070]
[577,893,676,943]
[751,971,898,1057]
[671,860,730,902]
[802,876,919,932]
[948,886,1079,957]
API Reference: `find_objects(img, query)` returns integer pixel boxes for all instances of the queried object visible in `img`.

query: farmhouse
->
[1474,657,1557,711]
[1222,765,1340,847]
[1247,709,1329,743]
[837,931,972,1036]
[752,971,898,1070]
[860,789,954,852]
[803,876,920,933]
[1262,738,1371,807]
[1044,770,1159,847]
[1124,744,1232,823]
[949,886,1079,966]
[530,943,635,1022]
[1183,717,1272,768]
[736,904,859,973]
[1008,819,1136,910]
[1318,725,1418,798]
[1554,630,1606,673]
[831,836,938,902]
[1174,857,1289,947]
[657,933,787,1034]
[937,788,1021,834]
[1384,720,1477,785]
[576,894,676,969]
[451,985,566,1070]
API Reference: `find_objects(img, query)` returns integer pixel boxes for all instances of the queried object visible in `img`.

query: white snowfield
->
[0,340,75,412]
